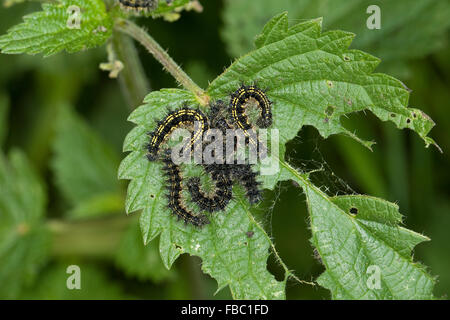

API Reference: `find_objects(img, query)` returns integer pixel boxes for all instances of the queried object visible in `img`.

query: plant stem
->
[114,19,208,105]
[111,31,150,109]
[48,214,134,258]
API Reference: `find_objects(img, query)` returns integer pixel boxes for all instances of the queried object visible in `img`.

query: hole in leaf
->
[349,207,358,215]
[325,105,335,117]
[390,113,396,117]
[406,118,411,124]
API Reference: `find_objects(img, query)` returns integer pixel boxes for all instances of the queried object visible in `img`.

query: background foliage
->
[0,0,449,299]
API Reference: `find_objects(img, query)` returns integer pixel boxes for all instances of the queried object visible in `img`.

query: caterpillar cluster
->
[146,85,273,227]
[118,0,174,13]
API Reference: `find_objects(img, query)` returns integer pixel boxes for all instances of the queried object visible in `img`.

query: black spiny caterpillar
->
[146,107,209,161]
[162,149,210,227]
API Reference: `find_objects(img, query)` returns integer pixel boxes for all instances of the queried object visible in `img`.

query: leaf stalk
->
[114,19,208,105]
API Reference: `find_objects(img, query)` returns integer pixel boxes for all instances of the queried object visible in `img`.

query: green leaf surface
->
[222,0,450,67]
[277,163,435,299]
[115,219,173,282]
[311,180,433,298]
[210,12,437,152]
[51,105,122,218]
[0,0,113,56]
[0,149,49,299]
[120,13,437,299]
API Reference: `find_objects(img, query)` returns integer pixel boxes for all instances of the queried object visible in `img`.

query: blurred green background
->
[0,0,449,299]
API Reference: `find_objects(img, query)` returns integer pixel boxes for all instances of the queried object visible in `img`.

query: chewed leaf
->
[281,162,435,300]
[209,12,438,151]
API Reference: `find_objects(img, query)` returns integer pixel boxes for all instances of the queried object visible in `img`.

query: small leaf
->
[0,0,113,56]
[51,105,122,218]
[281,163,435,299]
[0,149,49,299]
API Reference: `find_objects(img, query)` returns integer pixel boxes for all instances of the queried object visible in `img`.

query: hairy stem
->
[114,19,208,105]
[111,31,150,109]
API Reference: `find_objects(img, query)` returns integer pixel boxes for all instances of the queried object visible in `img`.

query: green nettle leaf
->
[0,0,113,56]
[323,196,433,298]
[51,105,123,218]
[120,13,437,299]
[115,219,173,283]
[282,163,435,299]
[0,149,49,299]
